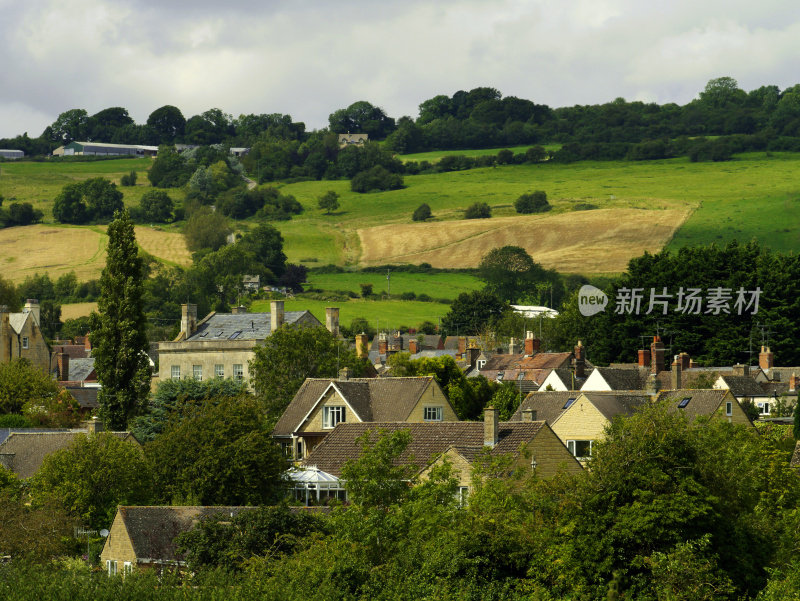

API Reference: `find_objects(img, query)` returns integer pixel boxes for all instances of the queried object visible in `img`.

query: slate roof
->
[510,391,579,424]
[792,441,800,469]
[0,431,138,478]
[517,352,575,370]
[588,367,647,391]
[764,367,800,382]
[186,310,316,342]
[718,375,768,397]
[655,389,735,419]
[369,334,443,352]
[65,387,100,409]
[572,392,650,422]
[272,377,439,437]
[481,354,526,371]
[67,358,96,382]
[114,506,256,564]
[302,421,547,477]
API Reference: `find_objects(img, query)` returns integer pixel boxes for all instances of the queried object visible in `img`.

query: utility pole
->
[387,269,391,296]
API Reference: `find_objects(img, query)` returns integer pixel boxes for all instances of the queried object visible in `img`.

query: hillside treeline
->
[3,77,800,166]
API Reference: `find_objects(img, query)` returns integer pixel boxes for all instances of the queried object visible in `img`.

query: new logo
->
[578,285,608,317]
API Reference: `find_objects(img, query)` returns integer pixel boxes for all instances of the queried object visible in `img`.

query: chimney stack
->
[679,352,691,370]
[325,307,340,337]
[355,333,369,359]
[521,408,537,422]
[466,346,481,369]
[733,363,750,377]
[508,337,519,355]
[231,305,247,315]
[484,405,498,448]
[637,349,651,368]
[23,299,40,326]
[378,333,388,355]
[671,355,682,389]
[181,303,198,339]
[759,346,774,371]
[270,300,284,332]
[790,372,797,393]
[650,336,665,374]
[81,418,105,434]
[458,336,466,356]
[574,340,586,379]
[524,331,541,356]
[339,367,350,381]
[409,339,419,354]
[56,352,70,381]
[647,373,659,397]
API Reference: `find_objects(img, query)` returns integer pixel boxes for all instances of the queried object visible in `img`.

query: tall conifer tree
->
[90,209,149,430]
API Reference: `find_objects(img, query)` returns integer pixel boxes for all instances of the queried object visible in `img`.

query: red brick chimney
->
[759,346,774,371]
[56,352,70,381]
[409,339,419,354]
[458,336,466,356]
[84,333,92,352]
[650,336,665,374]
[637,349,650,367]
[790,372,798,393]
[378,333,388,355]
[574,340,586,379]
[524,331,540,356]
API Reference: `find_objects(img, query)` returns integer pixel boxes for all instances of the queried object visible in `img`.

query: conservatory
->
[289,466,347,506]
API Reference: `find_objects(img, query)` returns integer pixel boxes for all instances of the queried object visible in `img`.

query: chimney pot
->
[759,346,774,371]
[650,336,665,374]
[181,303,198,338]
[325,307,340,337]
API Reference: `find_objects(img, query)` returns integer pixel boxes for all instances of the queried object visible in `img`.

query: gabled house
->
[338,133,368,148]
[714,373,774,415]
[100,506,255,574]
[580,367,646,392]
[550,392,650,460]
[0,300,50,374]
[0,424,139,479]
[273,374,457,459]
[654,389,753,426]
[157,301,330,386]
[300,408,582,497]
[509,391,581,424]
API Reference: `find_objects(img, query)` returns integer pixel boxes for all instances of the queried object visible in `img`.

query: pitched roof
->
[516,352,574,370]
[547,367,590,390]
[8,312,30,334]
[52,344,90,360]
[718,375,767,397]
[67,358,96,382]
[573,392,650,422]
[655,389,733,418]
[302,421,547,477]
[186,310,317,342]
[115,506,256,564]
[369,334,443,351]
[510,391,579,424]
[272,377,437,436]
[65,387,100,409]
[0,431,137,478]
[588,367,646,391]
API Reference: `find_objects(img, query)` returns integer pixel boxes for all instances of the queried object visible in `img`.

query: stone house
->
[0,300,50,374]
[157,301,334,386]
[273,373,458,460]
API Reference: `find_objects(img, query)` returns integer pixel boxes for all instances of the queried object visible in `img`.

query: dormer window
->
[323,406,346,429]
[477,359,486,370]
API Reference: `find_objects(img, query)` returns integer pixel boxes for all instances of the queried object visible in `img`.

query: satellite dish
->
[99,529,109,538]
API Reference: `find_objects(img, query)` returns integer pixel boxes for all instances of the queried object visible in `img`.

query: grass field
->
[61,302,98,320]
[250,298,450,331]
[3,152,800,280]
[306,271,483,300]
[396,144,562,163]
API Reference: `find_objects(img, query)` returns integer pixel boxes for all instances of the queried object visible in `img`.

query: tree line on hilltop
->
[4,76,800,167]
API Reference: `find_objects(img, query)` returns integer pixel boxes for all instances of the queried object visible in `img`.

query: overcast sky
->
[2,0,800,139]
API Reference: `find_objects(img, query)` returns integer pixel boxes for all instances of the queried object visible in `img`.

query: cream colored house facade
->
[157,301,330,386]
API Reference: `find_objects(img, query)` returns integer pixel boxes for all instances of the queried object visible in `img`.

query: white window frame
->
[123,561,132,575]
[423,406,443,422]
[214,364,224,378]
[725,401,733,416]
[567,439,593,459]
[323,405,346,429]
[457,486,469,506]
[107,560,117,575]
[171,365,181,380]
[21,336,29,349]
[233,364,244,381]
[192,364,202,381]
[756,401,771,415]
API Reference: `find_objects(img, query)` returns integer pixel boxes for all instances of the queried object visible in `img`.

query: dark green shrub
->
[412,203,431,222]
[120,170,137,186]
[351,166,404,193]
[464,202,491,219]
[514,191,550,214]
